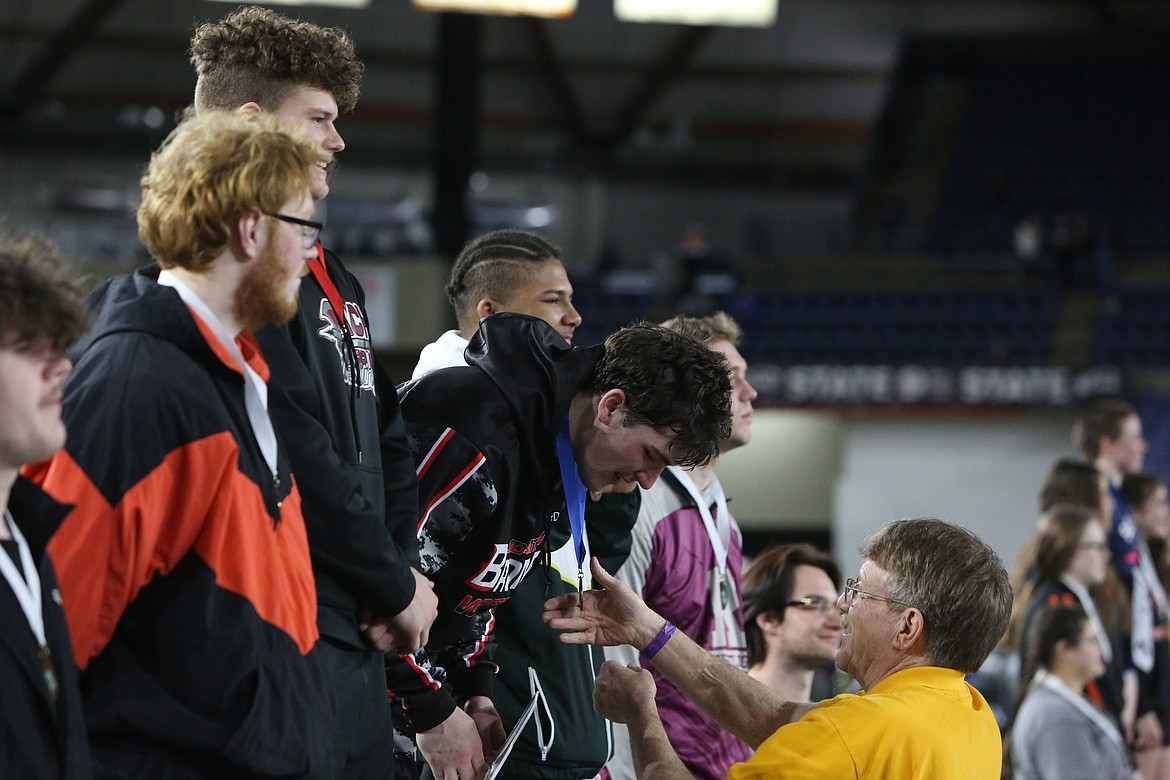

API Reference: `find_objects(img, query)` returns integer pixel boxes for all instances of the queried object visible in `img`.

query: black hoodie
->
[255,245,419,647]
[389,313,602,731]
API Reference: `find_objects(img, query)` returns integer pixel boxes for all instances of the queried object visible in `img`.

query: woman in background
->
[1017,505,1128,728]
[1012,605,1135,780]
[1121,472,1170,780]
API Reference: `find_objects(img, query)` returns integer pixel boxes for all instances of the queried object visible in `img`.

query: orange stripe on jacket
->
[31,433,317,667]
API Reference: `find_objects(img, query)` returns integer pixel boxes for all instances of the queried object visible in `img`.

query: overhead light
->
[614,0,776,27]
[204,0,371,8]
[412,0,576,18]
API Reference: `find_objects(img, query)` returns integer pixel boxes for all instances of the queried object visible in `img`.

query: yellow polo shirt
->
[727,666,1001,779]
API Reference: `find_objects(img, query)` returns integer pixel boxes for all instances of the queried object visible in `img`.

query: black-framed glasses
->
[265,212,323,249]
[842,577,914,609]
[785,595,839,617]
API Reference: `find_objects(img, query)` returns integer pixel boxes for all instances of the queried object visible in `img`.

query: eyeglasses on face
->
[842,577,914,609]
[785,595,839,617]
[1077,540,1110,553]
[265,212,323,249]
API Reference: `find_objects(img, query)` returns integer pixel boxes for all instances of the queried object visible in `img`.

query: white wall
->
[716,407,1078,580]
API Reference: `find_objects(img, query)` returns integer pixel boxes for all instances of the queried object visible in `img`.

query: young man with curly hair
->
[410,230,635,780]
[602,311,759,780]
[0,232,92,779]
[191,9,438,779]
[30,110,329,779]
[393,313,733,780]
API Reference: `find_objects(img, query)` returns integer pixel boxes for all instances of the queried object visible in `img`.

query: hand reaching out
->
[541,557,663,650]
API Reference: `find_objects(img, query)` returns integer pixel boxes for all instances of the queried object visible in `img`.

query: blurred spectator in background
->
[1011,605,1134,780]
[1016,506,1127,733]
[1122,472,1170,780]
[667,224,741,319]
[1076,401,1168,777]
[741,544,842,702]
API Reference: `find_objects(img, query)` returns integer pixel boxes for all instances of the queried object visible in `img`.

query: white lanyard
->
[1035,669,1126,752]
[667,465,739,619]
[666,466,730,576]
[1061,576,1113,664]
[158,271,278,477]
[0,509,45,647]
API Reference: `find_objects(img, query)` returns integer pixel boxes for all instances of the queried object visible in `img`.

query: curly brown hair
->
[0,232,86,352]
[582,322,731,469]
[190,5,363,114]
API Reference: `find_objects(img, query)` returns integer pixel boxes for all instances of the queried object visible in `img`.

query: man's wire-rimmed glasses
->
[266,212,323,249]
[842,577,914,609]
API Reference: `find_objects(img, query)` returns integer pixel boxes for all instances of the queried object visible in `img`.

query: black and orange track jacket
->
[28,266,331,778]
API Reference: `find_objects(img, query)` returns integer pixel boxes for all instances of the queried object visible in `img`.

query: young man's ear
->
[755,611,782,634]
[234,210,265,262]
[236,102,264,116]
[596,388,627,426]
[475,297,497,323]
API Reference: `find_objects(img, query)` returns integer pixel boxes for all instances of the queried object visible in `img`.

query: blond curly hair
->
[137,111,317,272]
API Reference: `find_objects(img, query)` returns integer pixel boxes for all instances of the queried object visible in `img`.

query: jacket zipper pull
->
[273,472,282,527]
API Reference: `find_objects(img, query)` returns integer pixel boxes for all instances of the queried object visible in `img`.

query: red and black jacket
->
[29,266,330,778]
[389,314,601,731]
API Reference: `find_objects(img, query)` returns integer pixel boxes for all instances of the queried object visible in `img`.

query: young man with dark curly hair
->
[602,311,759,780]
[393,313,733,780]
[31,110,330,778]
[410,230,636,780]
[0,231,92,779]
[190,9,438,780]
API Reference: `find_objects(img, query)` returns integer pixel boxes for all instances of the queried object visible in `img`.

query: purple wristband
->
[640,620,676,660]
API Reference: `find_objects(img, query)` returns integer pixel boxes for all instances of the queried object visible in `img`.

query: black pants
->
[316,636,396,780]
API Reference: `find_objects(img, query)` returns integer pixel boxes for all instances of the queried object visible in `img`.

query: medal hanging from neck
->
[1,510,58,701]
[556,417,588,598]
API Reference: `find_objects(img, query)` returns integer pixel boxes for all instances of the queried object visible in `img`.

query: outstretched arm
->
[543,557,815,749]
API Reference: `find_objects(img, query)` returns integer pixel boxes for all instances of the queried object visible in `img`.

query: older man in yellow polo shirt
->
[543,517,1011,780]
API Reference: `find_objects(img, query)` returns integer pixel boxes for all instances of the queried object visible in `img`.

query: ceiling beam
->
[605,25,716,147]
[522,18,592,146]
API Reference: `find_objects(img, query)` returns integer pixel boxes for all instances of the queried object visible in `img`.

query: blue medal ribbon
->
[555,416,588,591]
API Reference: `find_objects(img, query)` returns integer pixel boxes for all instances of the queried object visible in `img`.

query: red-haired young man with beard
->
[28,111,332,779]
